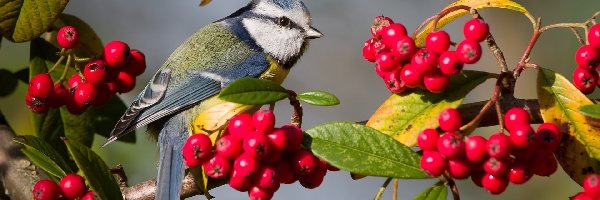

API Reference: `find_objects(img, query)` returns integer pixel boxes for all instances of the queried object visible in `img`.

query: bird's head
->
[238,0,322,68]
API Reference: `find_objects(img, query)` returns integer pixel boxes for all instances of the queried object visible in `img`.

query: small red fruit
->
[423,71,450,93]
[91,83,112,107]
[447,158,471,179]
[274,159,297,184]
[509,125,535,148]
[391,36,417,60]
[266,128,288,151]
[508,161,532,184]
[486,133,512,159]
[74,83,98,107]
[59,174,86,199]
[68,74,84,90]
[229,113,255,140]
[47,84,68,108]
[243,132,272,161]
[248,186,275,200]
[504,107,531,132]
[103,41,131,69]
[83,59,108,85]
[124,49,146,76]
[399,64,423,88]
[81,191,96,200]
[216,135,243,160]
[253,109,276,133]
[573,67,597,94]
[257,166,279,190]
[281,124,304,151]
[32,180,60,200]
[439,51,464,76]
[426,30,451,54]
[233,153,260,178]
[182,133,212,167]
[384,69,407,94]
[482,174,508,195]
[371,16,394,38]
[57,26,79,49]
[465,136,488,163]
[438,108,462,132]
[456,40,482,64]
[376,51,400,72]
[26,93,49,113]
[299,162,327,189]
[203,155,232,179]
[381,23,408,45]
[571,192,595,200]
[529,151,558,177]
[29,73,54,99]
[437,132,464,159]
[589,24,600,48]
[417,129,439,151]
[536,123,562,152]
[575,45,600,70]
[463,18,490,42]
[291,149,319,175]
[117,72,136,93]
[411,48,439,75]
[483,157,509,177]
[229,169,253,192]
[420,151,447,177]
[362,39,377,62]
[583,174,600,198]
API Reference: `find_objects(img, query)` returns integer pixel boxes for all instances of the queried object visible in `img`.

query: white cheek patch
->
[253,1,310,31]
[242,18,303,62]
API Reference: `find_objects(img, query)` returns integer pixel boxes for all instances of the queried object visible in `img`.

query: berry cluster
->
[32,173,95,200]
[571,174,600,200]
[572,24,600,94]
[418,107,562,195]
[26,26,146,115]
[182,110,337,200]
[362,16,488,94]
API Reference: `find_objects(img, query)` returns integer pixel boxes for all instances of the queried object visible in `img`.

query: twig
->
[111,164,129,188]
[373,178,392,200]
[570,27,586,45]
[443,174,460,200]
[392,179,399,200]
[287,90,303,128]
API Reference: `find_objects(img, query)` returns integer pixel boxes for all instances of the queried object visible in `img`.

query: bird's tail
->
[156,114,188,200]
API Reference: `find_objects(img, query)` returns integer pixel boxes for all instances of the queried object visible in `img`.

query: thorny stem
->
[287,90,303,128]
[373,178,392,200]
[392,179,399,200]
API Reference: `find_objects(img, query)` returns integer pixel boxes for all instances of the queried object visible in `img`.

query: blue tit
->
[103,0,322,199]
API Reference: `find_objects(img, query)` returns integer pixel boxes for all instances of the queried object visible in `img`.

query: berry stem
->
[469,9,509,73]
[287,90,303,128]
[460,100,493,135]
[373,178,392,200]
[569,27,586,45]
[73,55,93,63]
[48,55,66,73]
[73,62,85,81]
[412,15,437,38]
[442,173,460,200]
[57,55,73,83]
[392,179,399,200]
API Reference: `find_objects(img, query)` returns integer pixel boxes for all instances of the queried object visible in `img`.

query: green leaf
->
[366,70,490,146]
[537,68,600,184]
[0,0,69,42]
[91,96,135,143]
[580,104,600,119]
[0,68,18,97]
[14,67,29,83]
[414,183,447,200]
[65,139,123,200]
[305,122,429,179]
[219,78,288,105]
[13,135,74,179]
[297,90,340,106]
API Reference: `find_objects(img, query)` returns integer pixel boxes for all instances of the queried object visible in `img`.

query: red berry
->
[229,113,255,140]
[573,67,597,94]
[381,23,408,45]
[234,153,260,178]
[68,75,83,90]
[362,39,377,62]
[266,128,288,151]
[203,155,232,179]
[371,16,394,38]
[512,144,537,161]
[291,149,319,175]
[91,83,112,107]
[486,133,512,159]
[447,158,471,179]
[216,135,243,160]
[248,186,274,200]
[384,69,407,94]
[57,26,79,49]
[375,64,390,79]
[420,151,447,177]
[47,84,68,108]
[437,132,464,159]
[463,18,489,42]
[483,157,509,177]
[456,40,482,64]
[536,123,562,152]
[589,24,600,49]
[265,147,283,165]
[182,134,212,167]
[274,159,297,184]
[508,161,532,184]
[26,93,49,113]
[482,174,508,195]
[399,64,423,88]
[124,49,146,76]
[253,109,276,133]
[117,72,136,93]
[32,180,60,200]
[59,174,86,199]
[439,51,464,76]
[471,168,485,187]
[503,107,531,132]
[106,80,120,95]
[29,73,54,99]
[529,151,558,177]
[376,51,400,72]
[243,132,272,161]
[81,191,96,200]
[423,71,450,93]
[229,169,253,192]
[509,125,535,148]
[426,30,451,54]
[575,45,600,70]
[583,174,600,198]
[103,41,131,69]
[281,124,304,151]
[411,48,439,75]
[66,94,86,115]
[439,108,462,132]
[465,136,488,163]
[571,192,595,200]
[391,36,417,60]
[417,129,439,151]
[83,59,108,85]
[74,83,97,107]
[299,162,327,189]
[257,166,279,190]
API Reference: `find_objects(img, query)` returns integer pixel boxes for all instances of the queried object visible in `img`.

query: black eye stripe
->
[268,16,302,30]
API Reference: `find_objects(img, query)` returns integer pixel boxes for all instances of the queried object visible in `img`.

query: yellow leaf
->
[414,0,529,46]
[200,0,212,6]
[537,68,600,184]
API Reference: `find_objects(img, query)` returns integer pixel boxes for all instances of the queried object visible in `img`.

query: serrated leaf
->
[367,70,490,146]
[14,67,29,83]
[414,182,447,200]
[537,68,600,184]
[219,78,288,105]
[297,90,340,106]
[414,0,529,46]
[305,122,429,179]
[0,0,69,42]
[91,96,135,143]
[65,139,123,200]
[13,135,74,179]
[42,14,103,57]
[0,68,18,97]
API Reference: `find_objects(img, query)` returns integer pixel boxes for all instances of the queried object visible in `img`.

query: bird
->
[103,0,322,199]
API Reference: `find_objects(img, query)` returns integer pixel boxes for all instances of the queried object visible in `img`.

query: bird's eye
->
[276,17,291,27]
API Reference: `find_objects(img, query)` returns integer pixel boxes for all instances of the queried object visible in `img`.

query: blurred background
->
[2,0,600,199]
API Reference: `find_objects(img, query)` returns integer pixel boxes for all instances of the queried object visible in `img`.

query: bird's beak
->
[305,26,323,39]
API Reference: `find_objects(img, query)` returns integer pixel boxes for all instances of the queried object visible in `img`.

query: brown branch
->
[287,90,303,128]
